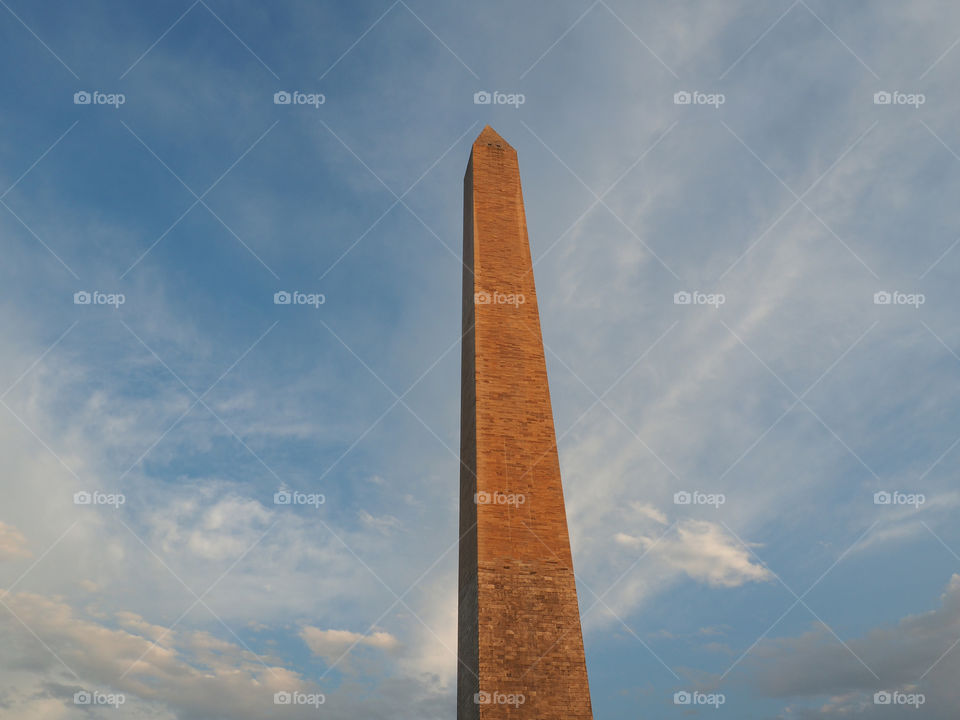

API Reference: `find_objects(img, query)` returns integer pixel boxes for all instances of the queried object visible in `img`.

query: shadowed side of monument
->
[457,126,593,719]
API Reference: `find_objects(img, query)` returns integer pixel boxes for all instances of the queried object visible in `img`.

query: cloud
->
[357,510,403,535]
[0,521,31,560]
[630,501,668,525]
[740,574,960,718]
[161,495,274,562]
[0,589,311,720]
[850,491,960,556]
[300,626,399,664]
[0,588,448,719]
[394,573,459,690]
[617,519,773,588]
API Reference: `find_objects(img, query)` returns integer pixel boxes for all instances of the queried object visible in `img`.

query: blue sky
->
[2,1,960,718]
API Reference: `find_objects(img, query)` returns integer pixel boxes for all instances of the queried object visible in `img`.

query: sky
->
[1,1,960,718]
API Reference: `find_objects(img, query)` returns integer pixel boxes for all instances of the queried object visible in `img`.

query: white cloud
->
[0,590,309,720]
[0,587,446,719]
[0,521,31,560]
[630,501,668,525]
[395,573,459,690]
[617,519,772,588]
[300,626,399,664]
[357,510,403,535]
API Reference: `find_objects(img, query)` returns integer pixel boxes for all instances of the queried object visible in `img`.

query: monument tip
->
[473,125,514,150]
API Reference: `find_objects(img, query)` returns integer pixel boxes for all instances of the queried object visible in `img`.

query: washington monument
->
[457,126,593,719]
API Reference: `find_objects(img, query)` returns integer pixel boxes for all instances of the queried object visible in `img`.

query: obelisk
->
[457,126,593,719]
